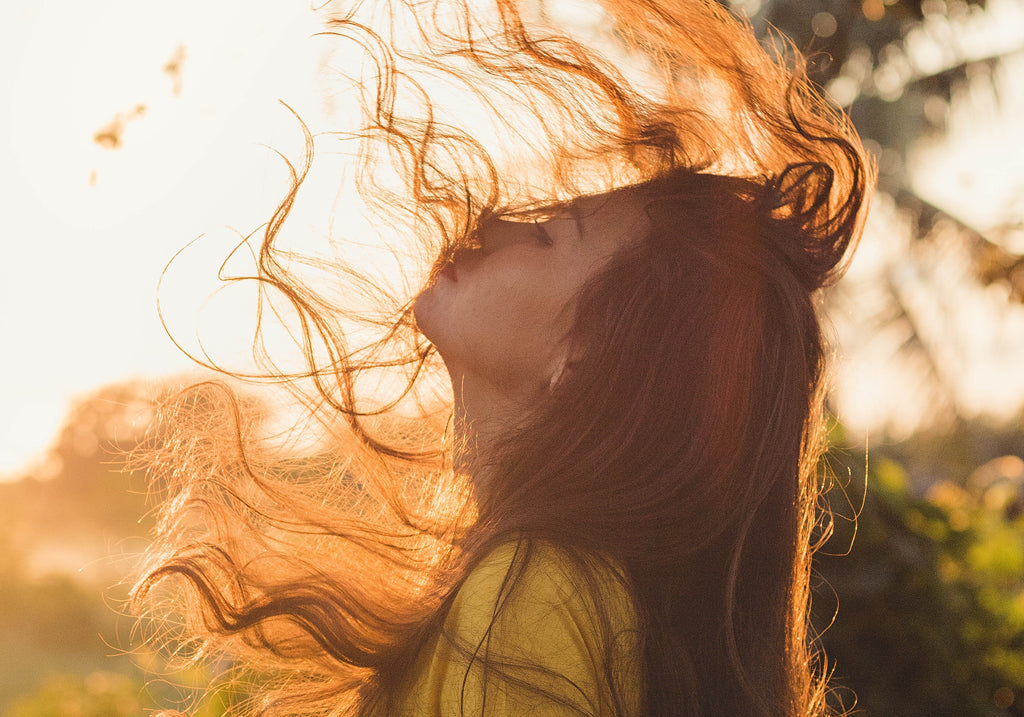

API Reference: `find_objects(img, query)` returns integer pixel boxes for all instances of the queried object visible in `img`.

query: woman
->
[132,0,873,715]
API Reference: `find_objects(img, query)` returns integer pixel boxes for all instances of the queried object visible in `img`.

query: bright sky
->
[0,0,330,477]
[1,0,1023,477]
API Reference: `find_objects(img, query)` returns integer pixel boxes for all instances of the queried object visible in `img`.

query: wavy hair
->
[131,0,873,715]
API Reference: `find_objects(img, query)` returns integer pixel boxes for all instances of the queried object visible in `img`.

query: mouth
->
[440,261,458,282]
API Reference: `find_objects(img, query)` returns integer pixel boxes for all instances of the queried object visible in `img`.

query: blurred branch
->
[893,186,1024,302]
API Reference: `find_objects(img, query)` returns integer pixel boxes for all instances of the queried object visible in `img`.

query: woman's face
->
[414,190,648,407]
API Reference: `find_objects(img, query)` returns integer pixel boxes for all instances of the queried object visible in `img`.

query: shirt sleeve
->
[391,540,642,717]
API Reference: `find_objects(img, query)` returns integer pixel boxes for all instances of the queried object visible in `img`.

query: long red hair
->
[131,0,873,714]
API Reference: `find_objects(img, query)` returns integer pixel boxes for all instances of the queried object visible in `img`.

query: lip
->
[440,261,458,282]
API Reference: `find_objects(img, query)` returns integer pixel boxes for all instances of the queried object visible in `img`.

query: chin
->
[412,282,444,345]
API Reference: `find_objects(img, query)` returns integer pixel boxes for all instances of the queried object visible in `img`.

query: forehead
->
[495,185,651,253]
[569,186,650,253]
[572,187,642,221]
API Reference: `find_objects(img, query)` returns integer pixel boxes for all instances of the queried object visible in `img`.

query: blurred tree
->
[716,0,1024,431]
[816,438,1024,715]
[0,381,166,712]
[0,378,264,715]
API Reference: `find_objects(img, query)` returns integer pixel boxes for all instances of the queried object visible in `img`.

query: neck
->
[449,371,530,504]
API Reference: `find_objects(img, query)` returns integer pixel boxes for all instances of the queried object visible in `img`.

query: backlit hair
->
[131,0,873,715]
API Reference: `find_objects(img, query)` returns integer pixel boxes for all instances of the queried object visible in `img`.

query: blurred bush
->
[4,669,239,717]
[5,673,144,717]
[2,381,1023,716]
[816,443,1024,716]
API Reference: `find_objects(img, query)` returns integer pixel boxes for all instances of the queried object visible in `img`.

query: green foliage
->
[815,451,1024,716]
[3,380,1023,716]
[5,673,144,717]
[3,669,242,717]
[0,530,136,710]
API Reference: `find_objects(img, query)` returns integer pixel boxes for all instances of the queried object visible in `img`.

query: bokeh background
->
[2,0,1023,714]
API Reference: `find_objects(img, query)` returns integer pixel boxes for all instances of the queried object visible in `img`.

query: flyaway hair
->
[131,0,874,715]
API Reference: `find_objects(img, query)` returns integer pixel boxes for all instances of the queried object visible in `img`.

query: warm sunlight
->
[3,1,1024,714]
[3,0,1024,475]
[1,0,330,476]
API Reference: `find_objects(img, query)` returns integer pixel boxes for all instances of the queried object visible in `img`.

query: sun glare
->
[0,0,333,477]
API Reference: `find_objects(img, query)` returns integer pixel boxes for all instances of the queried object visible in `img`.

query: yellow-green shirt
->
[392,540,642,716]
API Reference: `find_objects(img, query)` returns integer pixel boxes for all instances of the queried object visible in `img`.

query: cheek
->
[421,266,574,386]
[475,282,576,382]
[481,267,571,334]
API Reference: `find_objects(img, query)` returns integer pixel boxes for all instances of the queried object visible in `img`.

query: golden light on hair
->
[129,0,873,713]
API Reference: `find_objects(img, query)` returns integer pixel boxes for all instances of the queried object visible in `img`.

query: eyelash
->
[533,221,554,246]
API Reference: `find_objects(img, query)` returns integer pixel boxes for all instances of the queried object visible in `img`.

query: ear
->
[548,352,568,392]
[547,341,582,392]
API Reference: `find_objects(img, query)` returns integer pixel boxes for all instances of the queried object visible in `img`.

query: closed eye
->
[533,220,554,246]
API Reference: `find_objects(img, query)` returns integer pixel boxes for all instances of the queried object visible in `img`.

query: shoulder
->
[451,538,636,644]
[395,537,642,716]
